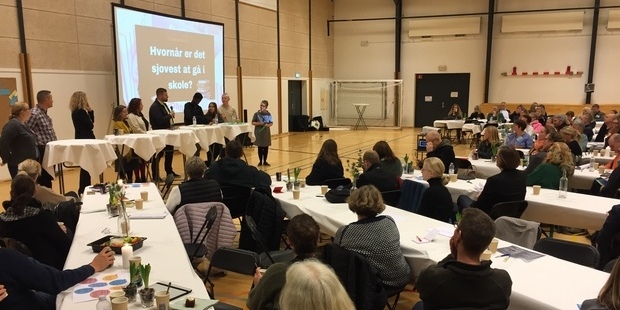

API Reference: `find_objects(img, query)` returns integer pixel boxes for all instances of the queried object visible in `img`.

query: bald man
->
[422,131,457,174]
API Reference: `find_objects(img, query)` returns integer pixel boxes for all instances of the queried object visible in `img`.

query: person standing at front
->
[69,91,95,195]
[26,90,57,188]
[149,88,179,179]
[252,100,273,166]
[0,102,37,178]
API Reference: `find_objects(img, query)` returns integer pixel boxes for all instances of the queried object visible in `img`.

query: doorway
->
[288,80,307,131]
[414,73,470,127]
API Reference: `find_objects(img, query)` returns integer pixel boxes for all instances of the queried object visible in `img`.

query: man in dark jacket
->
[149,87,179,179]
[204,140,271,189]
[356,150,399,192]
[183,92,207,125]
[423,131,457,174]
[415,208,512,310]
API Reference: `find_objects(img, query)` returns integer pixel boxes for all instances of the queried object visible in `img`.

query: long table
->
[274,183,608,310]
[56,183,210,309]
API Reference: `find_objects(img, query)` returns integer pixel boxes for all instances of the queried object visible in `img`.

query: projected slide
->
[113,5,224,115]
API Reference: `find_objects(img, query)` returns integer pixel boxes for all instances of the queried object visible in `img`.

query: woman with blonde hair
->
[560,126,583,159]
[476,126,500,159]
[527,142,575,189]
[334,185,410,292]
[418,157,454,222]
[70,91,95,194]
[582,258,620,310]
[278,260,354,310]
[0,102,37,177]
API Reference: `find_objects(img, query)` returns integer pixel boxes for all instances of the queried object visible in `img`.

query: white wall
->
[333,0,620,126]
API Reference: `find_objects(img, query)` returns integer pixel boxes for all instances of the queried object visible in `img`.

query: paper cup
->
[293,189,300,200]
[449,174,458,182]
[320,185,328,195]
[599,166,606,174]
[140,191,148,201]
[109,291,125,302]
[533,185,541,195]
[135,199,144,210]
[111,296,128,310]
[480,250,492,261]
[488,238,499,253]
[155,291,170,310]
[593,162,600,170]
[593,149,600,156]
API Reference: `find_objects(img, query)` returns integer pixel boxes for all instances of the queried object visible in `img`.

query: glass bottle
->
[559,169,568,198]
[118,203,130,237]
[96,295,112,310]
[192,116,197,126]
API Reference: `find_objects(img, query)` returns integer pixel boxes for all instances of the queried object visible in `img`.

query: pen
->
[495,253,510,258]
[416,236,422,242]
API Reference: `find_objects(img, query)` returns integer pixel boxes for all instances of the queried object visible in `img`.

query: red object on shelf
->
[512,66,517,75]
[543,72,549,75]
[566,65,571,74]
[554,71,561,75]
[521,72,528,75]
[533,72,539,75]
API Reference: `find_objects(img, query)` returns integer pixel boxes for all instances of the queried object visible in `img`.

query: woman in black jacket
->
[306,139,344,185]
[476,126,500,159]
[69,91,95,194]
[418,158,454,222]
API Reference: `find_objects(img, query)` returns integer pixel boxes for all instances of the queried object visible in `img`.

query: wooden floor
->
[0,127,591,309]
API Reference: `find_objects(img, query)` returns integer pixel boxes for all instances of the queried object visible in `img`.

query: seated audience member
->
[447,104,463,120]
[421,131,456,174]
[582,259,620,310]
[592,103,606,122]
[596,113,616,143]
[278,260,355,310]
[356,150,399,192]
[469,105,485,119]
[591,159,620,199]
[605,116,620,148]
[204,140,271,189]
[0,175,71,270]
[18,159,76,209]
[306,139,345,186]
[204,101,224,125]
[334,185,410,291]
[551,114,569,131]
[498,102,510,121]
[373,140,403,177]
[457,146,526,215]
[165,156,222,214]
[529,112,544,135]
[524,131,563,175]
[530,125,555,157]
[487,106,505,123]
[528,102,539,114]
[581,112,596,141]
[560,126,583,159]
[536,105,548,125]
[509,104,524,123]
[112,105,138,182]
[593,206,620,271]
[520,114,534,136]
[526,142,574,190]
[418,158,454,223]
[504,119,533,149]
[0,246,114,310]
[126,98,149,182]
[572,118,589,151]
[247,214,320,309]
[566,110,575,122]
[604,134,620,170]
[476,126,500,159]
[415,208,512,310]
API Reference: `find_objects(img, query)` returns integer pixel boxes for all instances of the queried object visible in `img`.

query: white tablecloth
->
[57,183,210,309]
[402,173,481,202]
[147,129,199,157]
[43,139,117,177]
[178,125,226,150]
[273,183,608,310]
[433,120,465,130]
[104,134,166,161]
[462,123,482,135]
[217,123,255,142]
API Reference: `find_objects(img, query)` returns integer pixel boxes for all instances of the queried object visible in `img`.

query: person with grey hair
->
[552,114,569,131]
[419,131,456,174]
[581,112,596,141]
[592,103,606,122]
[571,118,588,151]
[355,150,399,192]
[165,156,222,214]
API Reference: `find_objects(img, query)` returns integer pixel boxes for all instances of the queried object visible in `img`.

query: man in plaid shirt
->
[25,90,57,188]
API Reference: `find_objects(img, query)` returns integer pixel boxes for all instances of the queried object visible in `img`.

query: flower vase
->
[286,182,293,192]
[139,288,155,307]
[293,181,300,190]
[106,203,120,217]
[123,284,137,302]
[117,204,130,237]
[351,178,358,190]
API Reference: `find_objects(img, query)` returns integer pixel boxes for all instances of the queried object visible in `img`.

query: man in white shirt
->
[499,102,510,122]
[218,93,238,122]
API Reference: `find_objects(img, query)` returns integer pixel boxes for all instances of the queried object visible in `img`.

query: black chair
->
[205,247,259,309]
[159,173,175,199]
[488,200,528,220]
[381,190,401,207]
[323,243,401,310]
[220,184,252,220]
[324,177,352,189]
[533,238,600,268]
[604,258,618,272]
[245,215,294,268]
[454,158,473,170]
[184,206,218,262]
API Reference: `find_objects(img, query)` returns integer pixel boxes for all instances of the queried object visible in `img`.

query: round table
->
[147,129,199,157]
[178,125,226,150]
[104,133,166,161]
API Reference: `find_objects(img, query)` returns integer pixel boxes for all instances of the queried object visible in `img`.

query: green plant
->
[346,150,364,179]
[139,263,151,289]
[130,261,140,284]
[491,142,502,157]
[403,154,414,172]
[293,167,301,182]
[108,180,126,205]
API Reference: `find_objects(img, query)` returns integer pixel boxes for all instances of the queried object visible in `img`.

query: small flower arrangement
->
[109,180,126,206]
[403,154,414,173]
[346,149,364,180]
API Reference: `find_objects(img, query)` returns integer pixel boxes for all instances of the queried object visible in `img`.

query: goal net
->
[330,80,403,128]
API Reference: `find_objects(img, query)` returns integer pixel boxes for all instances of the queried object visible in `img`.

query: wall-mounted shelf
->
[500,71,583,77]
